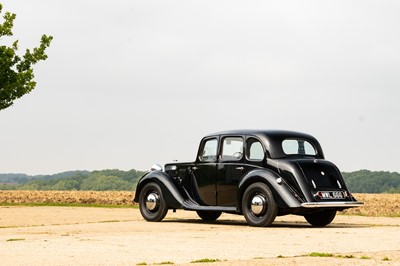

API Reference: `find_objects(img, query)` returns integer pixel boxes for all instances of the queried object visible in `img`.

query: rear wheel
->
[196,211,222,221]
[138,182,168,222]
[241,182,278,227]
[304,210,337,227]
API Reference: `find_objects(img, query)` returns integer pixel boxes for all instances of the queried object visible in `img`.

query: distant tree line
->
[342,170,400,193]
[0,169,399,193]
[0,169,146,191]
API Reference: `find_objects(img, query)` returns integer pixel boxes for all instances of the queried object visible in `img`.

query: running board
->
[181,200,237,212]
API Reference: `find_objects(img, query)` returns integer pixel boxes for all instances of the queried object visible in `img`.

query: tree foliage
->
[0,3,53,110]
[0,169,146,191]
[1,169,399,193]
[342,170,400,193]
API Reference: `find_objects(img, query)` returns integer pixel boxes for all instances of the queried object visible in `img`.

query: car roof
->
[205,129,316,139]
[203,129,324,159]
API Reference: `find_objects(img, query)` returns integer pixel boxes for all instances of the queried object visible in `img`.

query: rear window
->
[282,139,317,156]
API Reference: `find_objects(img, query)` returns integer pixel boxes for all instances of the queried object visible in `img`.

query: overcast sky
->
[1,0,399,175]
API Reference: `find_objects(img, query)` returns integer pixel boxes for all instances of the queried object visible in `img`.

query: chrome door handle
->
[236,167,244,170]
[192,166,198,171]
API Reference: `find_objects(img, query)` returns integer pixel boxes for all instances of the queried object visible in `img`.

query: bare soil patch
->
[0,206,399,265]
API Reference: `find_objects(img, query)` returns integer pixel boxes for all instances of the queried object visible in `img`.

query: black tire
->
[241,182,278,227]
[138,182,168,222]
[304,210,337,227]
[196,210,222,221]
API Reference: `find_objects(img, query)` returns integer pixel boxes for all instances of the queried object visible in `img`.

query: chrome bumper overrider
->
[301,201,364,208]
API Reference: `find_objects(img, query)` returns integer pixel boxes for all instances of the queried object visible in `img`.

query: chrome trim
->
[301,201,364,208]
[151,164,163,171]
[251,195,266,215]
[311,179,316,189]
[145,192,160,211]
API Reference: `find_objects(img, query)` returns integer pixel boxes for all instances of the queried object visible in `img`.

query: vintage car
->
[134,130,363,227]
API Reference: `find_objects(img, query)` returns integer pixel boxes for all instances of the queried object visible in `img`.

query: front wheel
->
[304,210,337,227]
[196,210,222,221]
[241,182,278,227]
[138,182,168,222]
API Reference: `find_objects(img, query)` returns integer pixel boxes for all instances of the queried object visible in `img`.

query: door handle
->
[192,166,198,171]
[236,167,244,170]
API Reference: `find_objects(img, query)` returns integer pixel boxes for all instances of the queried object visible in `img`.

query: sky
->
[1,0,399,175]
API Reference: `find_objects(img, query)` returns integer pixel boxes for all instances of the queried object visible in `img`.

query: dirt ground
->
[0,207,399,265]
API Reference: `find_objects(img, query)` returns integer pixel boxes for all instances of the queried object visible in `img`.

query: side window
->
[200,139,218,162]
[221,137,243,160]
[246,138,264,161]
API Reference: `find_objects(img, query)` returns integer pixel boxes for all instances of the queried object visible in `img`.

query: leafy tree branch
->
[0,3,53,110]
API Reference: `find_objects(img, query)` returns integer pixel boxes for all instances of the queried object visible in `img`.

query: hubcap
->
[251,194,266,215]
[145,192,160,211]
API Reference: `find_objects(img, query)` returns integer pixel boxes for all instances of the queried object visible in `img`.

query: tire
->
[138,182,168,222]
[196,210,222,221]
[241,182,278,227]
[304,210,337,227]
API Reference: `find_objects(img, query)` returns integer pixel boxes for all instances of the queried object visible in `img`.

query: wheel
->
[304,210,337,227]
[241,182,278,227]
[196,210,222,221]
[138,182,168,222]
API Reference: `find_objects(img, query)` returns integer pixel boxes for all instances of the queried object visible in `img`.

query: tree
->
[0,3,53,110]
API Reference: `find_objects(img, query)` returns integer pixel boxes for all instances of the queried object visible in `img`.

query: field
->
[0,190,399,217]
[1,206,399,265]
[1,191,400,265]
[0,190,134,206]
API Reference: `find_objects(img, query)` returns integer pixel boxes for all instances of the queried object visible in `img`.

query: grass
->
[157,262,174,265]
[336,255,355,259]
[136,262,147,265]
[190,258,220,263]
[307,252,377,260]
[98,220,121,223]
[0,202,136,208]
[7,238,25,241]
[308,252,334,257]
[382,257,390,261]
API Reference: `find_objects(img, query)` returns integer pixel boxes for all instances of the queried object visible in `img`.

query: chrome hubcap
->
[251,194,266,215]
[145,192,160,211]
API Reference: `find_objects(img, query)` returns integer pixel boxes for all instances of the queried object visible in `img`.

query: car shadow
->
[162,218,366,228]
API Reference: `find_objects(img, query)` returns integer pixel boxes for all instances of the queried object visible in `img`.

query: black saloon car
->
[134,130,363,227]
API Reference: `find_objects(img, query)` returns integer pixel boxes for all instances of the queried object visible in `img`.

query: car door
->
[191,137,218,206]
[217,136,267,207]
[216,136,245,206]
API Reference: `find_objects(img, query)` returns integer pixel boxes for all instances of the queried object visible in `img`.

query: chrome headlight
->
[151,164,163,171]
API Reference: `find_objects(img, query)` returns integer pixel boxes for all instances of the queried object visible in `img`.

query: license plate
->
[316,191,345,199]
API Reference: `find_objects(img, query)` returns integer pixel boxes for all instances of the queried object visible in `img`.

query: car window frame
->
[245,137,265,162]
[219,136,244,162]
[198,137,219,163]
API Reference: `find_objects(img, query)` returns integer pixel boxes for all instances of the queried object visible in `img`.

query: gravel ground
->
[0,206,399,265]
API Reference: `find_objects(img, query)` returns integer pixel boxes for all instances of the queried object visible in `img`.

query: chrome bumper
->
[301,201,364,208]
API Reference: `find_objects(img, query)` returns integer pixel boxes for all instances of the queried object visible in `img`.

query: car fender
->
[238,169,301,209]
[133,171,184,209]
